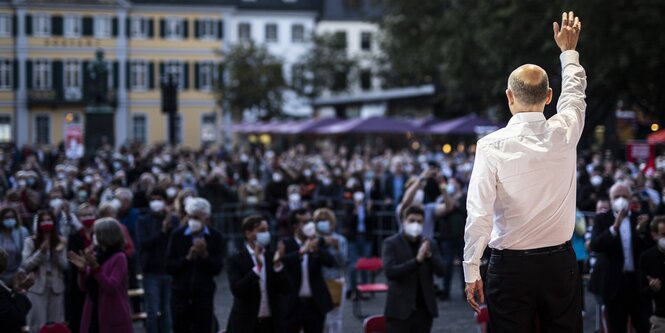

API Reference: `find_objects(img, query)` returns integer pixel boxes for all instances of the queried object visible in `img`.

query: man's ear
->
[545,88,553,105]
[506,89,514,105]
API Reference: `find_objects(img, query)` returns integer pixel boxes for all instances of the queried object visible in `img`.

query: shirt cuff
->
[273,264,284,272]
[463,263,480,284]
[560,50,580,67]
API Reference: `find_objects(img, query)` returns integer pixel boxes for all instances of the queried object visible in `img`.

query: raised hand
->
[553,11,581,52]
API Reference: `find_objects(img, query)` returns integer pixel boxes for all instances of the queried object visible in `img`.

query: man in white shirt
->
[464,11,585,332]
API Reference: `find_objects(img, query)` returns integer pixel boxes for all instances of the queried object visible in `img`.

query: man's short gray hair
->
[94,217,126,250]
[114,188,133,202]
[185,197,211,217]
[508,72,549,105]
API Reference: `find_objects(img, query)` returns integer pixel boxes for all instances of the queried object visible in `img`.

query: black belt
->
[491,241,571,256]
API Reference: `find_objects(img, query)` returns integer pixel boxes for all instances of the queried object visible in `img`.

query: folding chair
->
[354,257,388,318]
[363,315,386,333]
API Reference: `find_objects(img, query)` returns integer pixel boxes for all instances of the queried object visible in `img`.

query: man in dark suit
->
[226,215,290,333]
[382,205,445,333]
[640,216,665,332]
[590,182,651,333]
[281,208,336,333]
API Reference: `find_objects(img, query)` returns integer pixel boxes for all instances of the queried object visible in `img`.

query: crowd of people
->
[0,141,664,333]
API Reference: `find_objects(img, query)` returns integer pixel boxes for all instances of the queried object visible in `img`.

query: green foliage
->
[216,41,286,121]
[294,32,358,99]
[379,0,665,143]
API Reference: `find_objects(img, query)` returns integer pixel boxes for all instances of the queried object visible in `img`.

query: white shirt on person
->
[295,237,312,297]
[246,244,276,318]
[463,50,587,283]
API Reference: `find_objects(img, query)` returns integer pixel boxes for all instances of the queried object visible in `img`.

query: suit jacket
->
[382,233,445,320]
[0,282,32,333]
[343,203,375,242]
[226,245,290,333]
[21,237,68,295]
[589,212,650,300]
[280,236,336,317]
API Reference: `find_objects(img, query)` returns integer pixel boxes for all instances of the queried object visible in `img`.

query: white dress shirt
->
[463,50,587,283]
[295,238,312,297]
[246,244,272,318]
[609,216,635,272]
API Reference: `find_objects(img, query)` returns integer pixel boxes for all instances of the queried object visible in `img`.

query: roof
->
[313,84,435,106]
[320,0,382,21]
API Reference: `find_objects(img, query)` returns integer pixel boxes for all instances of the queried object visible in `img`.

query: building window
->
[361,32,372,51]
[291,24,304,43]
[131,16,149,39]
[34,13,51,37]
[360,70,372,91]
[0,14,11,37]
[291,64,305,91]
[199,19,216,39]
[166,18,183,39]
[64,59,82,100]
[64,15,81,38]
[238,23,251,41]
[131,60,148,91]
[164,61,183,88]
[265,23,278,42]
[0,59,11,90]
[94,15,112,38]
[199,61,214,91]
[132,114,147,144]
[33,59,51,90]
[201,113,216,144]
[335,31,347,49]
[0,115,11,142]
[34,115,50,145]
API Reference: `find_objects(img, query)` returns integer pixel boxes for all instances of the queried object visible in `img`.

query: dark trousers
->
[171,290,215,333]
[440,237,464,295]
[285,297,325,333]
[385,308,433,333]
[486,245,583,333]
[256,317,275,333]
[604,272,649,333]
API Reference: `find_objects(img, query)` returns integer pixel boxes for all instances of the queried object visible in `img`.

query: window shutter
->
[112,61,119,89]
[112,18,118,37]
[13,59,19,89]
[51,16,63,36]
[52,60,63,94]
[148,62,155,89]
[12,15,17,37]
[82,17,93,36]
[159,62,165,81]
[148,18,154,37]
[25,15,32,35]
[182,62,189,90]
[194,63,200,90]
[26,60,32,89]
[82,60,90,97]
[182,19,188,38]
[159,19,165,38]
[125,17,130,38]
[217,20,223,39]
[126,61,131,90]
[194,19,199,38]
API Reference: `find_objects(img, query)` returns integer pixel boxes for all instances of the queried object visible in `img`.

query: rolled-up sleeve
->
[463,144,496,283]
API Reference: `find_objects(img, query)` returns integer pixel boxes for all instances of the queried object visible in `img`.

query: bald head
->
[507,64,550,106]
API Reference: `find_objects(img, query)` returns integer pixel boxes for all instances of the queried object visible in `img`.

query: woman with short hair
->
[68,217,133,333]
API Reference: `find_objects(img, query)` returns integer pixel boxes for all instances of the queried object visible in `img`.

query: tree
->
[216,41,286,121]
[379,0,665,147]
[293,32,358,115]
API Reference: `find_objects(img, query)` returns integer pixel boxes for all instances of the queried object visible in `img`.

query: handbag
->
[325,279,343,307]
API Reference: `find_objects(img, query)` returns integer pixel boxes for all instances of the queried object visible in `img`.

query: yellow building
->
[0,0,230,149]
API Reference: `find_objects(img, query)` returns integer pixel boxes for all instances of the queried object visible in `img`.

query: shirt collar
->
[184,225,210,236]
[507,112,546,126]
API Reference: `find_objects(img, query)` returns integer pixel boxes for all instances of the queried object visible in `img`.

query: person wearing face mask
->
[281,208,336,333]
[0,246,35,333]
[276,185,306,238]
[578,168,610,212]
[136,189,179,333]
[21,210,68,333]
[435,178,467,301]
[399,174,453,240]
[225,215,289,333]
[313,208,347,333]
[265,169,290,216]
[165,197,223,333]
[639,216,665,333]
[0,207,29,285]
[312,171,344,210]
[382,205,445,333]
[590,182,651,333]
[48,189,83,238]
[65,204,98,333]
[238,174,264,209]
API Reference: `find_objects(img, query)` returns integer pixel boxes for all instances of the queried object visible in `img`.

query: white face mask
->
[49,198,64,210]
[353,191,365,203]
[590,175,603,187]
[612,197,629,214]
[256,231,271,248]
[316,220,331,234]
[188,219,203,232]
[149,200,165,213]
[249,178,259,187]
[446,183,456,195]
[302,221,316,238]
[404,222,423,238]
[289,193,301,203]
[166,187,178,198]
[272,173,283,183]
